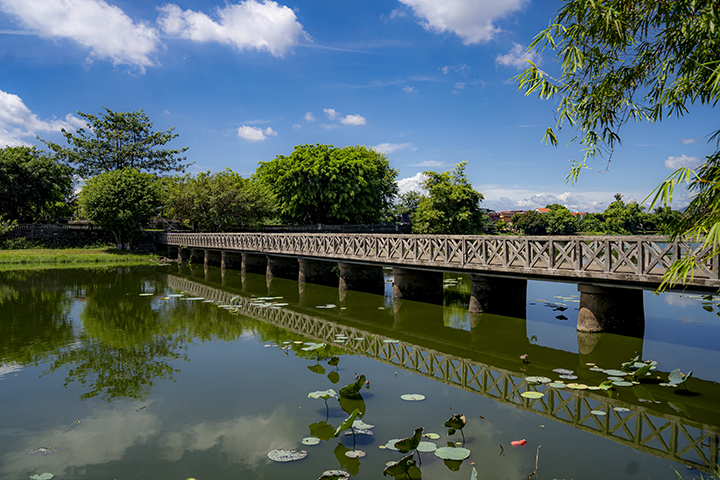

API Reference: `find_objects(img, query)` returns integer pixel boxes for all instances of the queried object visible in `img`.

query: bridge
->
[158,233,720,335]
[164,272,720,474]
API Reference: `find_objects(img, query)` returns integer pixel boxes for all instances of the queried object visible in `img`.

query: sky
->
[0,0,716,213]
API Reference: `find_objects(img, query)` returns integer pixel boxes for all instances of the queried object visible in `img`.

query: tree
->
[42,107,189,177]
[79,168,161,248]
[394,190,423,223]
[255,144,398,224]
[513,210,547,235]
[161,169,275,232]
[0,146,75,222]
[412,162,488,235]
[545,204,578,235]
[516,0,720,288]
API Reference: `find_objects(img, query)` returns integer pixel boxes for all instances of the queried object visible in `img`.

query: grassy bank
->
[0,247,166,271]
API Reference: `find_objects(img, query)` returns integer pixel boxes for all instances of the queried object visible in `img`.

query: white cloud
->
[237,125,277,141]
[411,160,443,167]
[323,108,338,120]
[403,85,415,92]
[453,82,466,94]
[304,112,315,122]
[157,0,307,57]
[397,172,427,195]
[0,0,159,71]
[680,138,697,145]
[372,142,415,154]
[388,8,407,19]
[440,64,470,76]
[0,89,80,147]
[340,114,366,126]
[664,154,701,170]
[495,43,541,69]
[292,123,301,129]
[399,0,528,44]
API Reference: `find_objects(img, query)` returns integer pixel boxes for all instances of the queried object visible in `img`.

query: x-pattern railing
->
[160,233,719,287]
[165,274,720,471]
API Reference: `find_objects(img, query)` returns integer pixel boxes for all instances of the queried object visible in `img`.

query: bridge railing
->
[159,233,719,287]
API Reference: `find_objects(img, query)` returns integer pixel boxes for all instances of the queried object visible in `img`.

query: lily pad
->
[400,394,426,401]
[267,448,307,462]
[590,410,606,416]
[302,343,326,351]
[345,450,365,458]
[607,376,626,382]
[318,470,350,480]
[559,374,578,380]
[382,339,399,343]
[383,439,403,451]
[521,391,545,399]
[417,441,437,452]
[138,293,154,296]
[548,382,567,388]
[567,383,588,389]
[434,446,471,460]
[352,419,374,429]
[424,433,440,439]
[613,407,631,412]
[612,381,633,387]
[603,369,627,377]
[553,368,574,375]
[525,376,552,384]
[183,297,205,301]
[302,436,321,445]
[30,475,54,480]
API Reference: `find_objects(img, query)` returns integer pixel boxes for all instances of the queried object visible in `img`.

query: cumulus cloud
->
[402,85,415,92]
[237,125,277,141]
[0,89,81,147]
[292,124,301,129]
[323,108,338,120]
[372,142,415,154]
[664,154,702,170]
[440,64,471,76]
[397,172,427,195]
[0,0,159,70]
[411,160,443,167]
[398,0,529,44]
[680,138,697,145]
[304,112,315,122]
[481,189,613,213]
[340,114,366,125]
[495,43,541,69]
[157,0,307,57]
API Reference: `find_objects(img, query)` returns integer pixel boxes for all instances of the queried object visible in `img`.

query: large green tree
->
[516,0,720,288]
[79,168,161,248]
[161,169,275,232]
[255,144,398,224]
[412,162,488,235]
[42,107,189,177]
[0,146,75,222]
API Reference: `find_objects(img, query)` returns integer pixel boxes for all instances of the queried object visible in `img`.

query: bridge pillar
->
[338,262,384,295]
[469,275,527,318]
[267,255,299,281]
[178,247,191,264]
[577,331,644,367]
[392,268,443,303]
[221,251,243,270]
[298,259,338,287]
[241,253,267,274]
[577,284,644,336]
[205,250,221,267]
[190,248,204,264]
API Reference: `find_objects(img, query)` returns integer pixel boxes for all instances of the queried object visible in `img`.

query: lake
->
[1,263,719,480]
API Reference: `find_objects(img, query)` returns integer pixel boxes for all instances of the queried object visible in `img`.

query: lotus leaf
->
[567,383,588,389]
[521,391,545,399]
[267,448,307,462]
[383,339,399,343]
[339,375,365,399]
[309,389,338,400]
[138,293,154,296]
[352,419,374,429]
[327,371,340,384]
[598,380,614,390]
[668,368,693,385]
[424,433,440,439]
[633,364,653,378]
[400,394,425,401]
[302,436,321,445]
[612,381,633,387]
[603,369,627,377]
[395,427,424,453]
[309,421,336,441]
[471,466,478,480]
[383,453,415,476]
[334,409,360,437]
[607,377,625,382]
[587,386,600,390]
[302,343,326,351]
[327,356,340,366]
[318,470,350,480]
[444,413,466,430]
[308,364,326,375]
[659,383,679,387]
[552,368,574,375]
[613,407,630,412]
[525,376,552,384]
[548,382,567,388]
[559,374,578,380]
[590,410,606,416]
[30,475,54,480]
[183,297,204,301]
[383,439,402,451]
[434,446,471,460]
[345,450,365,458]
[416,441,437,452]
[344,428,373,436]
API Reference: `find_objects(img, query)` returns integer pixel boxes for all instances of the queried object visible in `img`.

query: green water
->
[1,264,719,480]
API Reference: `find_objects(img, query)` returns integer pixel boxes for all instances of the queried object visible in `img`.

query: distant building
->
[499,210,527,223]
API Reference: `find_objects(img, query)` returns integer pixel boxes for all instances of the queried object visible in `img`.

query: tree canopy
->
[513,204,578,235]
[79,168,161,248]
[412,162,488,235]
[0,146,75,222]
[516,0,720,288]
[255,144,398,224]
[42,107,189,177]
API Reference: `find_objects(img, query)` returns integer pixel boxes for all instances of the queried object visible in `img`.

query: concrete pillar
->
[267,255,299,281]
[469,275,527,319]
[577,331,644,367]
[190,248,204,264]
[242,253,267,274]
[298,258,338,287]
[338,262,384,295]
[178,247,191,264]
[222,251,243,270]
[167,245,178,259]
[392,267,443,304]
[205,250,221,267]
[577,284,645,336]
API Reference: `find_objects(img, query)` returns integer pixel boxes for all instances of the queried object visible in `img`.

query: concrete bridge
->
[158,233,720,335]
[164,271,720,473]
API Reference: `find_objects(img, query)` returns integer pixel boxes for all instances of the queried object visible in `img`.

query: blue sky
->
[0,0,715,212]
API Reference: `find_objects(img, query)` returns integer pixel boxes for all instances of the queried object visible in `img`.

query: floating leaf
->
[598,380,614,390]
[559,374,578,380]
[424,433,440,439]
[525,376,552,384]
[382,339,399,343]
[302,343,326,351]
[613,407,630,412]
[611,381,633,387]
[327,356,340,366]
[182,297,204,301]
[603,369,627,377]
[548,382,567,388]
[607,377,625,382]
[401,394,425,401]
[395,427,424,453]
[590,410,606,416]
[302,436,321,445]
[30,475,54,480]
[267,449,307,462]
[567,383,588,389]
[327,371,340,384]
[416,441,437,452]
[553,368,574,374]
[632,364,653,378]
[318,470,350,480]
[345,450,365,458]
[434,446,471,460]
[668,369,693,385]
[309,421,336,441]
[308,364,326,375]
[521,391,545,399]
[383,453,415,476]
[334,409,360,437]
[309,389,338,400]
[659,382,679,387]
[383,439,402,451]
[339,375,365,399]
[138,293,154,296]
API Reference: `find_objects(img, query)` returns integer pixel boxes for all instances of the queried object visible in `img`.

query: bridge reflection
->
[165,267,720,473]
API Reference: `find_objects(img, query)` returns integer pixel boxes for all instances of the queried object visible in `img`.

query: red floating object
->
[511,439,527,446]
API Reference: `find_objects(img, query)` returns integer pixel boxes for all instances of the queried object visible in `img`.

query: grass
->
[0,247,165,271]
